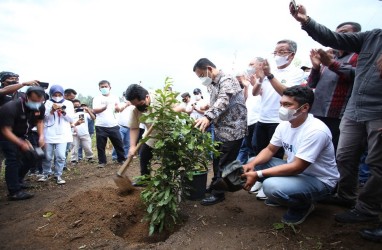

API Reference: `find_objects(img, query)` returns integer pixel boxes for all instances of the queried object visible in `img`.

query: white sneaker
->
[37,175,49,182]
[56,176,66,185]
[256,187,268,200]
[248,181,263,194]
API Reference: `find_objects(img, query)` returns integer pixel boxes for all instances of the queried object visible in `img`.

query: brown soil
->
[0,158,381,250]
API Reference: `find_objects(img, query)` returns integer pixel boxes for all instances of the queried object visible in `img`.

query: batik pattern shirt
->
[204,71,247,142]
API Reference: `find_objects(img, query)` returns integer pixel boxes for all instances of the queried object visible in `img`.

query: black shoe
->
[19,182,32,189]
[319,194,356,208]
[200,195,225,206]
[360,225,382,242]
[8,191,34,201]
[335,209,379,223]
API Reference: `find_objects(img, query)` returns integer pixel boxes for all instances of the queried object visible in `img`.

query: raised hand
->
[309,49,321,69]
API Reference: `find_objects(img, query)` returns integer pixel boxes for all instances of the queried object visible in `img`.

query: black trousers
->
[139,143,153,176]
[95,126,126,164]
[212,138,243,196]
[315,116,341,154]
[255,122,284,159]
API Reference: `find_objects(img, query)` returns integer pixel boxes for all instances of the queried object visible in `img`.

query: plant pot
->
[185,171,208,201]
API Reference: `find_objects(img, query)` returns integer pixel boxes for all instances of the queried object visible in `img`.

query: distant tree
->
[77,93,94,108]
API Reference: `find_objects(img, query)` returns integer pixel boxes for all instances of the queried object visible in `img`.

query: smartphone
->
[75,108,84,113]
[79,114,85,120]
[39,82,49,89]
[290,0,297,15]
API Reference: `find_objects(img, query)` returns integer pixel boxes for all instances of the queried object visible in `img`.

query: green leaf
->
[43,211,54,218]
[273,222,285,230]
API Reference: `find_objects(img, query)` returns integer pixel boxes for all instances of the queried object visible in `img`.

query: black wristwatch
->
[205,115,212,122]
[267,74,274,80]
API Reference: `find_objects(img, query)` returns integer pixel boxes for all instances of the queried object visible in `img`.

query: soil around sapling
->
[0,158,381,249]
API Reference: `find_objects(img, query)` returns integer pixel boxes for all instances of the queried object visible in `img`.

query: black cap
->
[0,71,19,82]
[181,92,190,98]
[193,88,202,95]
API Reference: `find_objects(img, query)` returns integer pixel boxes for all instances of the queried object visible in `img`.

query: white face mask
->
[52,96,63,103]
[195,94,202,101]
[200,69,212,86]
[275,55,289,67]
[303,71,310,81]
[246,66,256,76]
[279,105,304,121]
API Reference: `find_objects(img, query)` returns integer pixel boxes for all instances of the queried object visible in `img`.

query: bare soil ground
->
[0,158,381,250]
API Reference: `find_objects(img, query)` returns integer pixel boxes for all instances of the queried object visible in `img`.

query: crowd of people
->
[0,3,381,243]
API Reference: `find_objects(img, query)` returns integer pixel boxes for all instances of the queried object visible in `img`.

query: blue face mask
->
[100,88,110,96]
[25,101,42,110]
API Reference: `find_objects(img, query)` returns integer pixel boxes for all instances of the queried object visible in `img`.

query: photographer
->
[38,85,74,185]
[0,86,45,200]
[70,99,95,164]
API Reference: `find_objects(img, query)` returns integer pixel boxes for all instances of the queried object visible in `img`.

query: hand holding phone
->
[290,0,298,15]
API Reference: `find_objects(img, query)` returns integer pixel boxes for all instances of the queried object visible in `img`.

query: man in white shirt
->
[252,40,304,160]
[71,99,95,163]
[235,60,262,164]
[112,96,131,161]
[92,80,126,168]
[242,85,339,225]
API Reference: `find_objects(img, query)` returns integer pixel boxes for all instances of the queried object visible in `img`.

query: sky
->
[0,0,381,100]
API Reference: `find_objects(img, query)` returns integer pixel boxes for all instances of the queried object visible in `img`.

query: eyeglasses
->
[272,50,293,56]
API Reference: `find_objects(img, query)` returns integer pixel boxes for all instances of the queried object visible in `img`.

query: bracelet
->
[256,170,264,178]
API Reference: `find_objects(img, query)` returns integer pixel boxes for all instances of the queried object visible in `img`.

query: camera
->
[61,105,66,110]
[26,146,45,162]
[38,82,49,89]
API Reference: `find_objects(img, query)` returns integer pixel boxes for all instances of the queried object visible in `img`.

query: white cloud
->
[0,0,381,98]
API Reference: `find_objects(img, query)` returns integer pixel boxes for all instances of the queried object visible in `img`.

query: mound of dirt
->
[35,187,172,249]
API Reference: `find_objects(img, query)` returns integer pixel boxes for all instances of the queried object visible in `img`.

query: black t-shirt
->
[0,89,25,106]
[0,99,45,140]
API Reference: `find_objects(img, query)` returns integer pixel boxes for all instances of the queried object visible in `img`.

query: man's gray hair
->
[277,39,297,53]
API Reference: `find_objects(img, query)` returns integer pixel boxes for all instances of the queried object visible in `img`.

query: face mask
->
[279,105,304,121]
[275,55,289,67]
[303,72,310,81]
[52,96,64,103]
[25,101,42,110]
[5,80,18,85]
[195,94,202,101]
[200,69,212,86]
[136,104,148,112]
[100,88,110,95]
[246,67,256,76]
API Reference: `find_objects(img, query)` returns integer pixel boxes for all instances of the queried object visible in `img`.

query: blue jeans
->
[112,126,130,160]
[42,143,67,177]
[358,151,370,184]
[255,157,333,209]
[237,123,257,164]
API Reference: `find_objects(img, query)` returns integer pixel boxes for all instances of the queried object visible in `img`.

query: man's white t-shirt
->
[259,64,304,123]
[270,114,339,187]
[246,84,261,126]
[73,112,91,136]
[118,104,134,127]
[92,94,119,127]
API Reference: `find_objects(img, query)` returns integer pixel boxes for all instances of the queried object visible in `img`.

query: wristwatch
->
[267,74,274,80]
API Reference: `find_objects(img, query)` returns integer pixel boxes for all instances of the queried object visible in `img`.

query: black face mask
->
[136,104,148,112]
[4,80,18,86]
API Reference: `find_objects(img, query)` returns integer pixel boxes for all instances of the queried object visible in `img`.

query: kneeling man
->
[242,85,339,225]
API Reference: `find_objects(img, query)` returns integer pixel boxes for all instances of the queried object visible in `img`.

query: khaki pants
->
[71,134,94,162]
